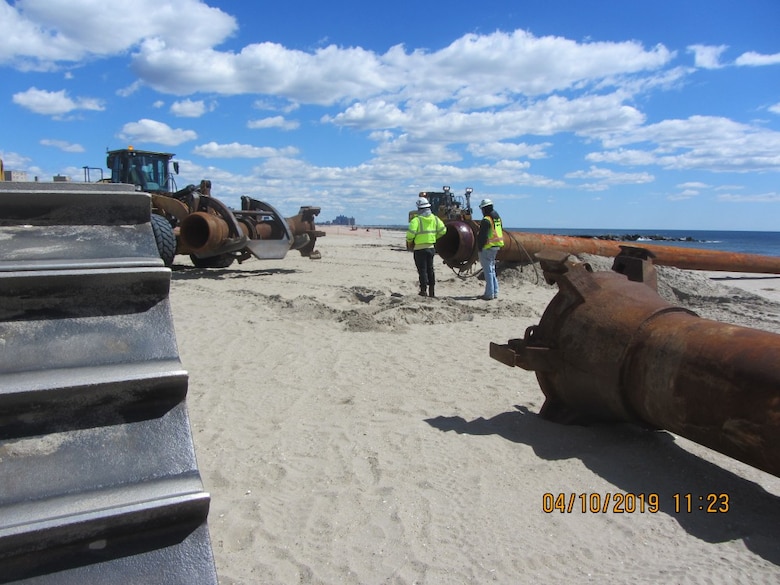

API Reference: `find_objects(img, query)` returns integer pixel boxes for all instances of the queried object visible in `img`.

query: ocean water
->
[511,228,780,258]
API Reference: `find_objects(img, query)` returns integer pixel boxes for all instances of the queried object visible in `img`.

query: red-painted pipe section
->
[437,221,780,274]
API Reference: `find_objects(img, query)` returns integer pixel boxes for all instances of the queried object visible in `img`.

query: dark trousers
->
[413,248,436,289]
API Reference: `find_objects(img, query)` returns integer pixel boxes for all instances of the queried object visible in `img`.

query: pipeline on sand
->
[489,249,780,478]
[435,220,780,274]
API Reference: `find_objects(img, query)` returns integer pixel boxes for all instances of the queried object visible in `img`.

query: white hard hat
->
[479,198,493,209]
[416,197,431,209]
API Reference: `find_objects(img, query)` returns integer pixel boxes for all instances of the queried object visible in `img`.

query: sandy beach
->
[168,226,780,584]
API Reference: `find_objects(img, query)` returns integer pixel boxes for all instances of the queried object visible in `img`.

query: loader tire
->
[151,213,176,267]
[190,253,235,268]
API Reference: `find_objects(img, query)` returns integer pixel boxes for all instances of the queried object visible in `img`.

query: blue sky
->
[1,0,779,231]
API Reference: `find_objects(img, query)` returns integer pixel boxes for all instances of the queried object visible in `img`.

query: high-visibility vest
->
[408,214,446,246]
[484,216,505,249]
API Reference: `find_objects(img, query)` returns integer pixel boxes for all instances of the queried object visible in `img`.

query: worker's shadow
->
[425,406,780,566]
[170,266,298,281]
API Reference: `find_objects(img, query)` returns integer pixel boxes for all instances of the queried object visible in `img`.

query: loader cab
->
[409,186,473,222]
[106,148,178,194]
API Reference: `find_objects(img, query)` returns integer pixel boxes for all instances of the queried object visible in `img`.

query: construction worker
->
[476,198,504,300]
[406,197,447,297]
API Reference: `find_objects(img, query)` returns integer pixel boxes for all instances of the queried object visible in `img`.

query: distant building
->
[330,215,355,226]
[3,170,28,182]
[53,175,71,182]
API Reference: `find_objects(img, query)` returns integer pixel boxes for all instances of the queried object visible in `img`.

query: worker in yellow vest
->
[406,198,447,297]
[476,198,504,300]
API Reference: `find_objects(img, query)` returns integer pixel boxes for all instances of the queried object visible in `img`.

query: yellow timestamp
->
[542,492,661,514]
[541,492,731,514]
[673,493,730,513]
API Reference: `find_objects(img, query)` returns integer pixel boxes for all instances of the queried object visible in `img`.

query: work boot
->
[419,287,427,297]
[428,285,435,298]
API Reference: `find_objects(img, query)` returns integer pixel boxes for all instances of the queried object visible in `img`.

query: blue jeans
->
[479,247,499,298]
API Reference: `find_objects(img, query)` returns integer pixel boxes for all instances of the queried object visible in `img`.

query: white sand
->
[169,226,780,584]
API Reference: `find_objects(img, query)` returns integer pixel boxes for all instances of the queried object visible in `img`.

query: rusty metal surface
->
[177,195,323,261]
[0,183,217,583]
[489,252,780,478]
[437,220,780,274]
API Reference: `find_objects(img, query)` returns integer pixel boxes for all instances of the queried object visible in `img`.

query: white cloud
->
[247,116,300,131]
[565,166,655,188]
[12,87,104,115]
[130,29,673,105]
[116,80,143,97]
[717,192,780,202]
[40,138,84,152]
[193,142,299,158]
[688,44,728,69]
[118,118,197,146]
[170,98,211,117]
[598,116,780,172]
[328,93,645,145]
[768,103,780,115]
[132,40,391,103]
[252,99,300,114]
[0,0,236,69]
[672,189,701,200]
[370,134,464,164]
[467,142,551,160]
[586,148,657,166]
[0,150,32,169]
[160,151,562,219]
[395,31,673,100]
[667,191,697,201]
[734,51,780,67]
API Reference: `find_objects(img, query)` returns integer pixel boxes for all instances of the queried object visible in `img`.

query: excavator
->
[95,147,324,268]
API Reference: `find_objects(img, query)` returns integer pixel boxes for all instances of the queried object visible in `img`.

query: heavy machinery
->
[489,247,780,478]
[408,186,473,222]
[94,147,324,268]
[0,181,218,582]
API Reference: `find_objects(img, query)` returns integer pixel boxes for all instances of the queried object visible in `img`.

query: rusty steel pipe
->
[489,252,780,477]
[179,204,325,259]
[179,211,230,253]
[437,221,780,274]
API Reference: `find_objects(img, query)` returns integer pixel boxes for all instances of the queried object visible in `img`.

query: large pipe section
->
[179,211,233,254]
[436,220,780,274]
[489,250,780,477]
[178,195,324,260]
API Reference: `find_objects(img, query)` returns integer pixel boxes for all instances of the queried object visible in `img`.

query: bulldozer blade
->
[0,182,218,584]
